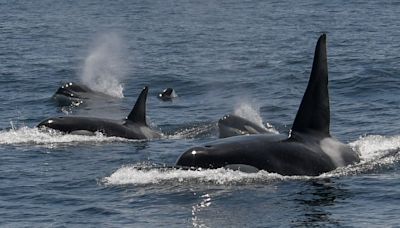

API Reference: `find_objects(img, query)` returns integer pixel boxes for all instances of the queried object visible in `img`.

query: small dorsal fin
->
[291,34,330,137]
[126,86,148,125]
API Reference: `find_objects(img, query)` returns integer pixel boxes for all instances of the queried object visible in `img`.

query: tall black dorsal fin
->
[291,34,330,137]
[126,86,148,125]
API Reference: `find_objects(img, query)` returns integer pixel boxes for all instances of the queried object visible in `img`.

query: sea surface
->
[1,0,400,227]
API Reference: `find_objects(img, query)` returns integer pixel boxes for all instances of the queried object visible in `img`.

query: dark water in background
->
[1,0,400,227]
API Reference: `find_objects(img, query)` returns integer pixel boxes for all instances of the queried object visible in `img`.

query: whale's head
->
[218,114,270,138]
[53,82,92,106]
[175,146,226,169]
[55,82,91,98]
[218,115,248,138]
[158,88,177,101]
[175,143,261,173]
[37,117,79,133]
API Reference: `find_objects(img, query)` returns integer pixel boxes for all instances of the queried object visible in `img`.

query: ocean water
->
[1,0,400,227]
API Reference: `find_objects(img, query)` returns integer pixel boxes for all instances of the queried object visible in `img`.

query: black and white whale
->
[175,34,360,176]
[53,82,115,106]
[158,88,177,101]
[218,114,275,138]
[39,86,162,140]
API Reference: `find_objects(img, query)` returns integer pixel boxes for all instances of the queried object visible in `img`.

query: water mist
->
[81,33,129,98]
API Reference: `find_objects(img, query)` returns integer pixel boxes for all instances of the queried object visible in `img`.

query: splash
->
[0,127,130,146]
[81,33,129,98]
[104,135,400,186]
[233,103,278,134]
[350,135,400,161]
[103,165,287,186]
[168,123,216,139]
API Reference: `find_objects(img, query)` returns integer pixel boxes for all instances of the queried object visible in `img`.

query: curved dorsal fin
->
[126,86,148,125]
[291,34,330,137]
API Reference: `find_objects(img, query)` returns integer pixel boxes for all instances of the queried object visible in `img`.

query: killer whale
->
[175,34,360,176]
[53,82,115,106]
[39,86,162,140]
[158,88,177,101]
[218,114,274,138]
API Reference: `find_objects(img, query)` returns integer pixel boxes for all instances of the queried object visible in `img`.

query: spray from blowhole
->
[233,102,279,134]
[233,103,265,128]
[81,33,129,98]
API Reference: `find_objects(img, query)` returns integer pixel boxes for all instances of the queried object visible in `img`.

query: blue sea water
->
[1,0,400,227]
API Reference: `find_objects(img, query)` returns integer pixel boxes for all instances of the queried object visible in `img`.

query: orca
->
[218,114,275,138]
[38,86,162,140]
[175,34,360,176]
[158,88,177,101]
[53,82,114,106]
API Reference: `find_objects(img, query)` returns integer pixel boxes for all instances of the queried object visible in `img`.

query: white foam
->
[103,166,288,186]
[350,135,400,161]
[320,135,400,177]
[0,127,130,146]
[168,123,215,140]
[81,33,129,98]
